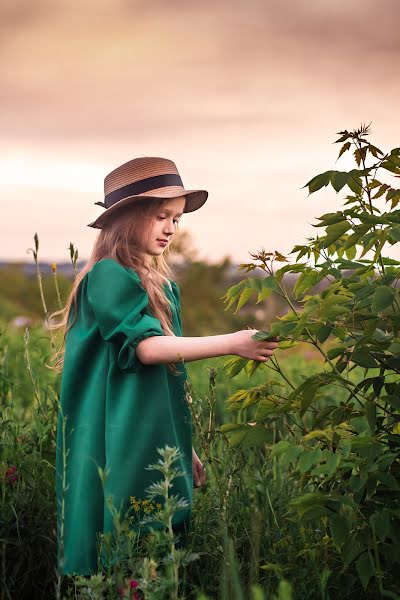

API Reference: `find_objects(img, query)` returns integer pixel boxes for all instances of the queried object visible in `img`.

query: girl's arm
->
[136,330,279,365]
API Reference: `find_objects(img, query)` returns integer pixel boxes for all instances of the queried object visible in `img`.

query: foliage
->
[3,123,400,598]
[221,123,400,596]
[60,446,199,600]
[0,328,58,600]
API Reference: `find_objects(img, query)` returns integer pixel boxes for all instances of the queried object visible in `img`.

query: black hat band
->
[100,173,184,209]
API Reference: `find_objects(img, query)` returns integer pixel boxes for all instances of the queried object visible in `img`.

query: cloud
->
[1,0,399,261]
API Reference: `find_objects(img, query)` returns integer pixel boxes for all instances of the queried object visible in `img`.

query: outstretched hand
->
[192,447,206,488]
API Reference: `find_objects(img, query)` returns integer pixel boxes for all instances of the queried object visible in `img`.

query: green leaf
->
[323,221,351,247]
[255,398,280,419]
[386,187,400,200]
[375,471,400,490]
[245,359,262,377]
[303,171,332,195]
[350,349,379,369]
[219,423,243,433]
[364,401,376,433]
[367,178,382,189]
[257,276,279,302]
[372,183,390,199]
[388,342,400,353]
[329,514,348,548]
[356,552,375,591]
[282,445,303,468]
[388,190,400,209]
[347,171,363,195]
[275,263,307,284]
[316,324,333,343]
[381,395,400,409]
[274,581,293,600]
[337,142,351,160]
[327,346,347,360]
[223,357,248,378]
[293,269,325,299]
[298,449,322,474]
[372,230,388,263]
[345,244,356,260]
[331,171,349,192]
[295,376,330,417]
[223,424,270,448]
[369,511,391,542]
[252,328,281,342]
[311,453,340,476]
[368,144,384,158]
[372,376,384,396]
[344,225,369,249]
[388,225,400,242]
[381,159,400,174]
[371,286,395,313]
[359,232,379,258]
[270,440,292,457]
[353,284,374,301]
[235,287,253,313]
[222,280,247,310]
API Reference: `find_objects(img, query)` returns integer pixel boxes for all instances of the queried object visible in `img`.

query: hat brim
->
[87,189,208,229]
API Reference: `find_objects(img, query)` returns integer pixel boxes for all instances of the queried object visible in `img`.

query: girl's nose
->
[164,221,175,234]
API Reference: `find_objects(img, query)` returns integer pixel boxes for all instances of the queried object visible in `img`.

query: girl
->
[51,156,279,576]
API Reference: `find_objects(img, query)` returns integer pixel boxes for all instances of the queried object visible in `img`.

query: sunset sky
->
[1,0,399,265]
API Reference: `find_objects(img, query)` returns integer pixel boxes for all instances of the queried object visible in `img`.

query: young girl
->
[52,156,279,576]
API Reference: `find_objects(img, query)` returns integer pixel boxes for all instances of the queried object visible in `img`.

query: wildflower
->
[156,503,161,510]
[5,466,18,485]
[149,559,157,580]
[118,579,140,599]
[52,262,57,273]
[16,434,28,444]
[130,496,141,512]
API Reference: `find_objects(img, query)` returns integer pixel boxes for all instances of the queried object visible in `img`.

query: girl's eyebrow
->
[159,208,183,217]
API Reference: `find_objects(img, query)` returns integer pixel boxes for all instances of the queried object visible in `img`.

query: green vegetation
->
[1,124,399,598]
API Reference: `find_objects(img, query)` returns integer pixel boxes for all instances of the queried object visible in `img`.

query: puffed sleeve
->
[87,259,164,373]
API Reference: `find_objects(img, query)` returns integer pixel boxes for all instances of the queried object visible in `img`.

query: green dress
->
[55,258,193,576]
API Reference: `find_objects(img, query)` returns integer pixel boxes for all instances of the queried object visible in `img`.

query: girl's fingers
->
[194,463,206,487]
[258,349,274,358]
[199,466,206,485]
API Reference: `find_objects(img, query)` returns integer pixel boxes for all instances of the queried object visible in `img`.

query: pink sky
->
[1,0,399,264]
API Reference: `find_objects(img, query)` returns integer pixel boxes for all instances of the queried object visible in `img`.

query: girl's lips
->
[157,239,168,246]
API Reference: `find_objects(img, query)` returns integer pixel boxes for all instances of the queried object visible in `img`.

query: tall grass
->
[1,236,392,597]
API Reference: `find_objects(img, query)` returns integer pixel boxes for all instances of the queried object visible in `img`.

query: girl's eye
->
[157,216,180,225]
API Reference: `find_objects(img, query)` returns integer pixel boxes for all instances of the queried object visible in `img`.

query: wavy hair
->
[48,196,185,375]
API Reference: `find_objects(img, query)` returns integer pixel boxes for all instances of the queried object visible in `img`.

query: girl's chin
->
[147,247,165,256]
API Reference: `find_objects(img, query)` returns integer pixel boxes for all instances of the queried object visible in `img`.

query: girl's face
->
[145,196,186,256]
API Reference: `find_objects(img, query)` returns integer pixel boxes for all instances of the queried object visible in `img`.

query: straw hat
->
[87,156,208,228]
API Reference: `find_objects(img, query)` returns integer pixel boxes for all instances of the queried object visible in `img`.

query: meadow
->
[1,125,400,599]
[0,321,363,600]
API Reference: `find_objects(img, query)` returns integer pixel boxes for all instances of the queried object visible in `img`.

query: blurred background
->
[0,0,399,332]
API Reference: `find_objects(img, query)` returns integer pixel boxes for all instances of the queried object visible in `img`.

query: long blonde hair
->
[48,197,185,375]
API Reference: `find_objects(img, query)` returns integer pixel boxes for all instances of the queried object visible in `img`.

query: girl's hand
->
[192,447,206,488]
[230,330,279,362]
